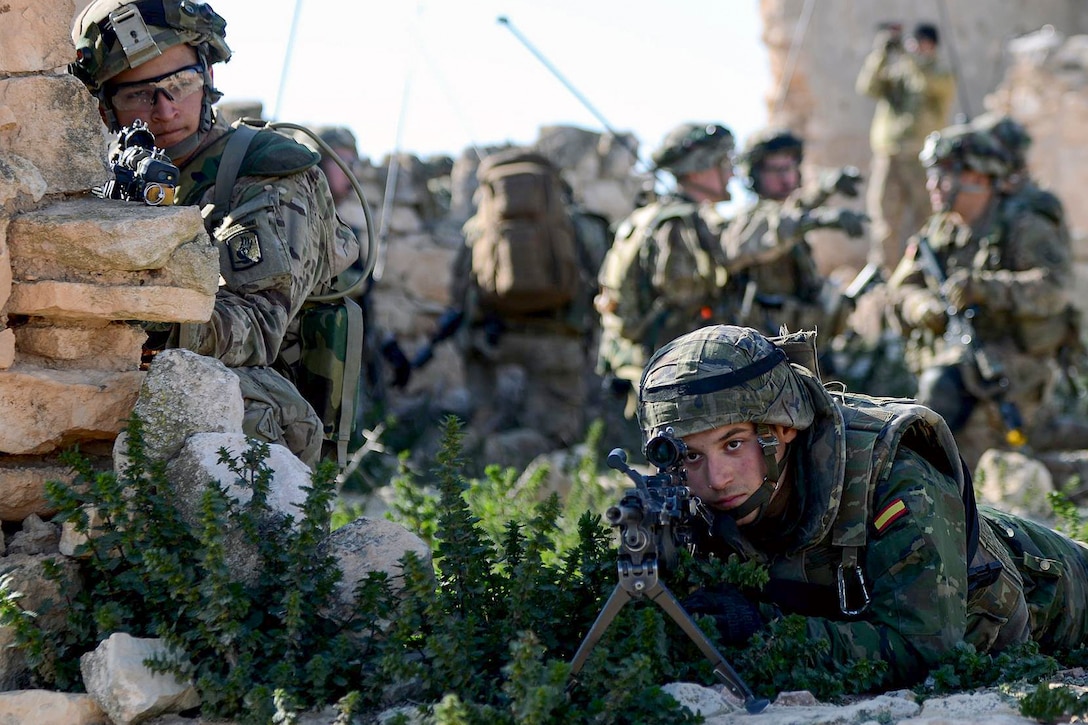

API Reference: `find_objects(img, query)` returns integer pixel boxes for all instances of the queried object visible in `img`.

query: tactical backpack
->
[470,150,581,315]
[209,119,373,471]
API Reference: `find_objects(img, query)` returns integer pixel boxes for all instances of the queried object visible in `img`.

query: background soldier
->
[638,324,1088,690]
[69,0,362,469]
[857,21,956,271]
[447,147,599,470]
[888,123,1075,471]
[314,126,413,427]
[595,122,733,417]
[721,128,867,338]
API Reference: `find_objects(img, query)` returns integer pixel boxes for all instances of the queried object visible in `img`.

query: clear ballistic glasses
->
[107,64,205,112]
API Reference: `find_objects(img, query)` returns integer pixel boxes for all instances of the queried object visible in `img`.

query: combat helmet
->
[638,325,816,522]
[316,127,359,156]
[919,123,1012,179]
[971,112,1031,174]
[69,0,231,136]
[737,128,804,193]
[651,122,735,177]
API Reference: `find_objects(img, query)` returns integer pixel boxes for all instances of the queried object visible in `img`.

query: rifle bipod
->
[567,552,769,714]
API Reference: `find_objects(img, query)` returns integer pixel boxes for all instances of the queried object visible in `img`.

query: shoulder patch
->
[226,226,263,270]
[873,498,908,534]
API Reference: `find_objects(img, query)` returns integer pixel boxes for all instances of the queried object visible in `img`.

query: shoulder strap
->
[337,297,365,468]
[830,393,978,616]
[210,123,260,225]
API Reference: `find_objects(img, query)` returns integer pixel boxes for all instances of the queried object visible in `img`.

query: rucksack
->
[210,119,372,472]
[470,150,581,315]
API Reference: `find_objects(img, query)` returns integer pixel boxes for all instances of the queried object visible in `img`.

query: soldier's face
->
[681,160,733,203]
[756,152,801,201]
[320,148,357,203]
[927,167,993,222]
[680,422,797,526]
[107,44,204,155]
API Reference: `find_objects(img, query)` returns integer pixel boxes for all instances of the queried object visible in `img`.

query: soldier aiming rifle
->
[568,430,769,714]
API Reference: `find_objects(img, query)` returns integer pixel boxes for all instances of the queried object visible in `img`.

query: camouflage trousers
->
[974,507,1088,654]
[866,150,931,270]
[464,328,589,449]
[952,358,1056,473]
[233,366,323,470]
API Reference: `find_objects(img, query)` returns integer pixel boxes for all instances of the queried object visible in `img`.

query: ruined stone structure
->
[760,0,1088,307]
[0,1,645,520]
[7,1,1088,514]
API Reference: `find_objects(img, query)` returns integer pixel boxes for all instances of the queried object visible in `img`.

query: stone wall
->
[0,0,218,521]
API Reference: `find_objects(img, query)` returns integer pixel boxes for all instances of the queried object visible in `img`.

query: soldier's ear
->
[773,425,799,446]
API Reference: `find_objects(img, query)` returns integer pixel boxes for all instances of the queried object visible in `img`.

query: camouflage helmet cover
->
[651,122,735,176]
[737,127,804,181]
[315,126,359,159]
[70,0,231,93]
[919,123,1012,178]
[317,126,358,151]
[971,112,1031,172]
[637,325,816,440]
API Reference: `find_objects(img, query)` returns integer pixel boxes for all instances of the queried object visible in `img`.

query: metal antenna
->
[271,0,304,120]
[935,0,972,120]
[496,15,646,171]
[773,0,817,117]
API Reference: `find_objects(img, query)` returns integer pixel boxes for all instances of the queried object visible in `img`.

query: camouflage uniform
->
[856,29,955,270]
[595,123,733,416]
[721,130,866,337]
[888,125,1075,470]
[175,122,360,468]
[639,325,1088,689]
[69,0,361,469]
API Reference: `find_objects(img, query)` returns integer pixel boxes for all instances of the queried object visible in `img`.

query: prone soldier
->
[637,324,1088,689]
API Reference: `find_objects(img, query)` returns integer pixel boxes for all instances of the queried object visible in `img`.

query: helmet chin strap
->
[727,424,783,524]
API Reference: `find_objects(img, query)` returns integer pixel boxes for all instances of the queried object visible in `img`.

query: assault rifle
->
[568,430,769,714]
[914,236,1027,447]
[96,120,179,206]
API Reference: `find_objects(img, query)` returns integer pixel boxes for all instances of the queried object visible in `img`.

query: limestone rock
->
[128,349,244,463]
[80,634,200,725]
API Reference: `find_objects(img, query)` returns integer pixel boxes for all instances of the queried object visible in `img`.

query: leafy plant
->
[1020,681,1088,723]
[33,416,365,723]
[17,411,1084,723]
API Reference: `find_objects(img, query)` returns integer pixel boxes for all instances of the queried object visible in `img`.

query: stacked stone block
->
[0,0,218,522]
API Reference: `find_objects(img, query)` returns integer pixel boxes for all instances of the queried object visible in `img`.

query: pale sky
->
[207,0,772,169]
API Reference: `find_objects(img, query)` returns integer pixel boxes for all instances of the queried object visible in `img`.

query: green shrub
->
[9,412,1082,723]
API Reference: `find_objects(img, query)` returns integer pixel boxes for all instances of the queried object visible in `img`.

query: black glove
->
[808,207,868,238]
[681,584,764,647]
[381,336,412,389]
[827,166,863,198]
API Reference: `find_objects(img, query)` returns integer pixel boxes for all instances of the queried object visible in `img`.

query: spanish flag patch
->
[874,499,908,534]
